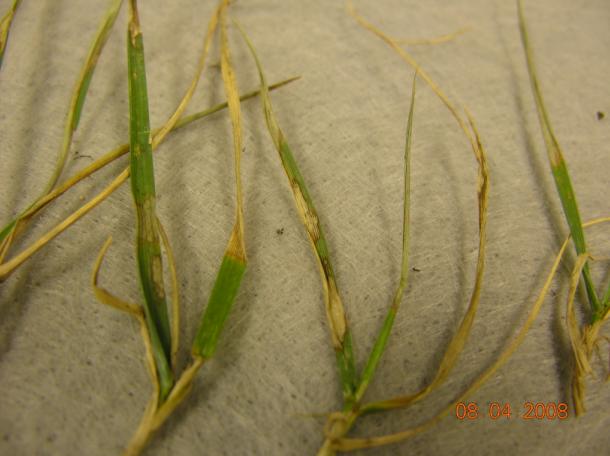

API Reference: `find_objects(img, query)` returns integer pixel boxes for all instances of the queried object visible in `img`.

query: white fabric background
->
[1,1,609,455]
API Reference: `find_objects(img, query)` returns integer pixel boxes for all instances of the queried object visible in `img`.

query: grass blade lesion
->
[235,20,358,405]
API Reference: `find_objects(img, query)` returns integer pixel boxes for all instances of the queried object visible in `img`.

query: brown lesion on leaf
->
[151,254,165,300]
[128,0,142,47]
[290,180,321,242]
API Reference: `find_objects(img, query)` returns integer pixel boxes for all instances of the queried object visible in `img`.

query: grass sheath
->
[235,21,357,405]
[517,0,601,317]
[127,0,173,400]
[0,76,298,280]
[0,0,22,70]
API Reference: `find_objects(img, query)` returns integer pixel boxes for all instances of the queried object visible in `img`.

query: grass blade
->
[127,0,173,400]
[354,73,416,404]
[192,3,248,359]
[235,21,357,404]
[45,0,124,195]
[0,0,22,71]
[517,0,600,316]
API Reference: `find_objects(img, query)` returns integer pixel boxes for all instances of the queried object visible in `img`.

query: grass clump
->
[517,0,610,416]
[235,1,492,450]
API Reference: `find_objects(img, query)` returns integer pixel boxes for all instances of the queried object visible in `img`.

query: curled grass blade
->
[0,76,300,282]
[517,0,600,316]
[1,0,122,262]
[127,0,173,400]
[192,3,248,359]
[332,217,610,451]
[236,21,357,404]
[354,73,417,405]
[0,0,22,71]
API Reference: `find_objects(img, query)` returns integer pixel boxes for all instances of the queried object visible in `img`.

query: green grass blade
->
[192,256,246,358]
[192,5,248,359]
[46,0,123,195]
[127,0,173,400]
[0,0,22,71]
[355,74,416,404]
[235,21,357,404]
[517,0,600,316]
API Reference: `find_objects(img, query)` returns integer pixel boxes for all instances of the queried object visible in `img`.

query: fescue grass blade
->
[0,0,22,71]
[333,217,610,451]
[0,76,299,264]
[192,3,248,359]
[235,21,357,404]
[517,0,601,317]
[1,0,122,263]
[127,0,173,400]
[354,74,416,404]
[47,0,124,194]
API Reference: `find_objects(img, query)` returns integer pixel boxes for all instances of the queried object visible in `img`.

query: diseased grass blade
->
[44,0,124,195]
[0,76,299,255]
[0,76,299,282]
[517,0,600,317]
[354,73,417,404]
[235,21,357,404]
[0,0,22,71]
[192,4,248,359]
[127,0,173,400]
[0,0,122,263]
[334,217,610,451]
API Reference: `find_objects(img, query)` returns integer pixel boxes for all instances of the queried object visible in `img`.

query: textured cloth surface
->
[1,1,609,455]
